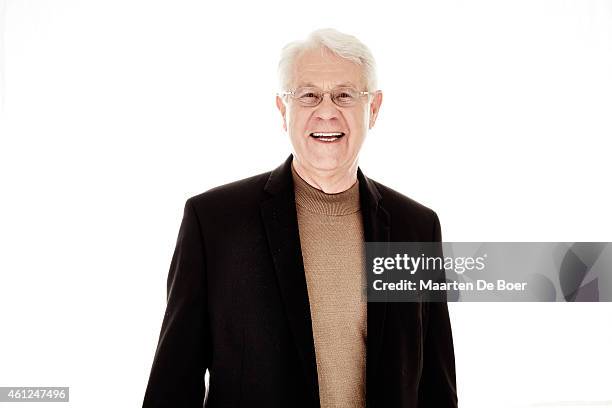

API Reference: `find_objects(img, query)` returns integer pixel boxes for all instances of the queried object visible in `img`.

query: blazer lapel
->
[358,167,391,405]
[260,155,320,405]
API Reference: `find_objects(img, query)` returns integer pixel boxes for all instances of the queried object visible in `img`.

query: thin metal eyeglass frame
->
[278,87,370,107]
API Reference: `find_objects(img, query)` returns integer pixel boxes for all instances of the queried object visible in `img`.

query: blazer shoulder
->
[370,178,440,231]
[186,170,271,213]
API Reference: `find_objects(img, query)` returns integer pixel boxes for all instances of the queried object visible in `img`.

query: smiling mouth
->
[309,132,346,142]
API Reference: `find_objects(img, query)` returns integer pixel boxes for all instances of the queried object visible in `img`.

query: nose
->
[313,93,340,121]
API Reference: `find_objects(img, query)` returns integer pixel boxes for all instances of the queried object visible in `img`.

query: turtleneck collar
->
[291,161,361,216]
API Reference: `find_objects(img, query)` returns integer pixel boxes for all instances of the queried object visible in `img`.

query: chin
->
[306,155,348,172]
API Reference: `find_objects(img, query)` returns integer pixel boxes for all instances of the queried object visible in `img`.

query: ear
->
[276,95,287,132]
[368,91,383,129]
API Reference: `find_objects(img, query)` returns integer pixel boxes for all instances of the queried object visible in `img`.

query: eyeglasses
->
[279,86,370,107]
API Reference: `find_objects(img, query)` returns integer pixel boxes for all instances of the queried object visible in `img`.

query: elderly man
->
[143,28,457,408]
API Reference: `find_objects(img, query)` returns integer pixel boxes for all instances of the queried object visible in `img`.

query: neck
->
[291,157,358,193]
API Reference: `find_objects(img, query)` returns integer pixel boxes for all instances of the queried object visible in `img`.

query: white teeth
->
[318,137,338,142]
[311,132,344,137]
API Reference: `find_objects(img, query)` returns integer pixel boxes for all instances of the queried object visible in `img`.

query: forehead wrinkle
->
[298,62,358,78]
[294,66,362,90]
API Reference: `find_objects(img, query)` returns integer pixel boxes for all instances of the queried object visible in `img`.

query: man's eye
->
[300,92,317,98]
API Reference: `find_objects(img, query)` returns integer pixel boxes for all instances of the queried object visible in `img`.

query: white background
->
[1,0,611,407]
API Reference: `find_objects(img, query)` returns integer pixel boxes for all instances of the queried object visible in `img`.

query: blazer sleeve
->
[143,198,211,407]
[418,211,459,407]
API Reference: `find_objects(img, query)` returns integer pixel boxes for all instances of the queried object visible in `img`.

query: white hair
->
[277,28,378,92]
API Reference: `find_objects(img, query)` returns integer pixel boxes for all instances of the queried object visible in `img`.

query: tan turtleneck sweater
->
[291,163,367,408]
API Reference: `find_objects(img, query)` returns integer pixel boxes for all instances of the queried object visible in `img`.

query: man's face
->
[276,47,382,174]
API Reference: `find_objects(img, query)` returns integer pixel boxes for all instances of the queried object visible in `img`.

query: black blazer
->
[143,154,457,408]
